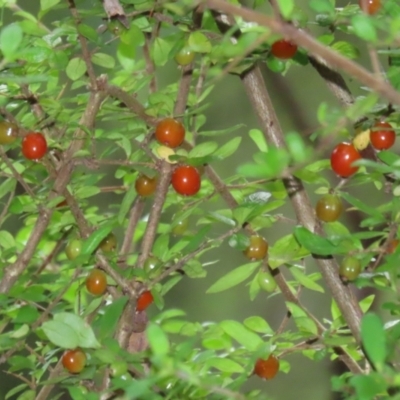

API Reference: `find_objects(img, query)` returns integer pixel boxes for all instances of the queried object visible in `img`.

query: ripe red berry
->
[171,165,201,196]
[339,257,361,282]
[0,121,18,145]
[86,269,107,296]
[22,132,47,160]
[315,194,343,222]
[330,142,361,178]
[244,236,268,260]
[135,174,157,197]
[136,290,154,312]
[370,121,396,150]
[155,118,185,148]
[359,0,381,15]
[254,355,280,380]
[270,39,297,59]
[62,349,86,374]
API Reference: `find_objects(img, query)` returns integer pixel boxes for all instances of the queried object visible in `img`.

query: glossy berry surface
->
[65,239,82,260]
[359,0,381,14]
[171,165,201,196]
[135,174,157,197]
[62,349,86,374]
[174,48,195,66]
[144,256,161,278]
[339,257,361,282]
[155,118,185,148]
[0,121,18,145]
[271,39,297,59]
[244,236,268,260]
[22,132,47,160]
[136,290,154,312]
[316,194,343,222]
[86,269,107,296]
[330,142,361,178]
[99,233,117,252]
[370,121,396,150]
[172,217,189,235]
[254,355,280,380]
[257,271,277,292]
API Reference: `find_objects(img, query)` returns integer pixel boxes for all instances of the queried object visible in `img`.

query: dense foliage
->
[1,0,400,399]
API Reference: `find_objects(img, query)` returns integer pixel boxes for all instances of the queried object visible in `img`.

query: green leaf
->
[243,316,274,334]
[117,41,135,71]
[147,323,170,356]
[91,53,115,69]
[290,267,324,293]
[40,0,60,10]
[54,313,101,348]
[75,186,100,199]
[189,141,218,158]
[66,57,87,81]
[0,230,15,250]
[213,137,242,159]
[286,132,310,164]
[220,320,263,351]
[118,184,136,225]
[183,259,206,278]
[286,302,318,335]
[205,358,244,373]
[269,233,310,268]
[207,262,259,293]
[331,41,360,59]
[81,225,114,257]
[275,0,294,19]
[94,296,128,340]
[0,178,16,200]
[0,24,23,61]
[351,15,377,42]
[120,24,145,46]
[340,192,383,220]
[361,313,387,370]
[350,374,386,400]
[294,226,340,256]
[41,321,79,349]
[309,0,335,13]
[152,37,172,66]
[188,32,211,53]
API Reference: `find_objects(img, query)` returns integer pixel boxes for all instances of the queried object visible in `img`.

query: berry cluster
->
[0,121,47,160]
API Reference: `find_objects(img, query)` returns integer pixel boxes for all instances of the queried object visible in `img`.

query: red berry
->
[171,165,201,196]
[22,132,47,160]
[330,142,361,178]
[370,121,396,150]
[62,349,86,374]
[254,355,280,380]
[135,174,157,197]
[359,0,381,14]
[271,39,297,59]
[0,121,18,145]
[244,236,268,260]
[315,194,343,222]
[155,118,185,148]
[136,290,154,312]
[86,269,107,296]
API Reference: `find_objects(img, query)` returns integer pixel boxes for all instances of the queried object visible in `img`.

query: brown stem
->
[204,0,400,106]
[241,65,363,343]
